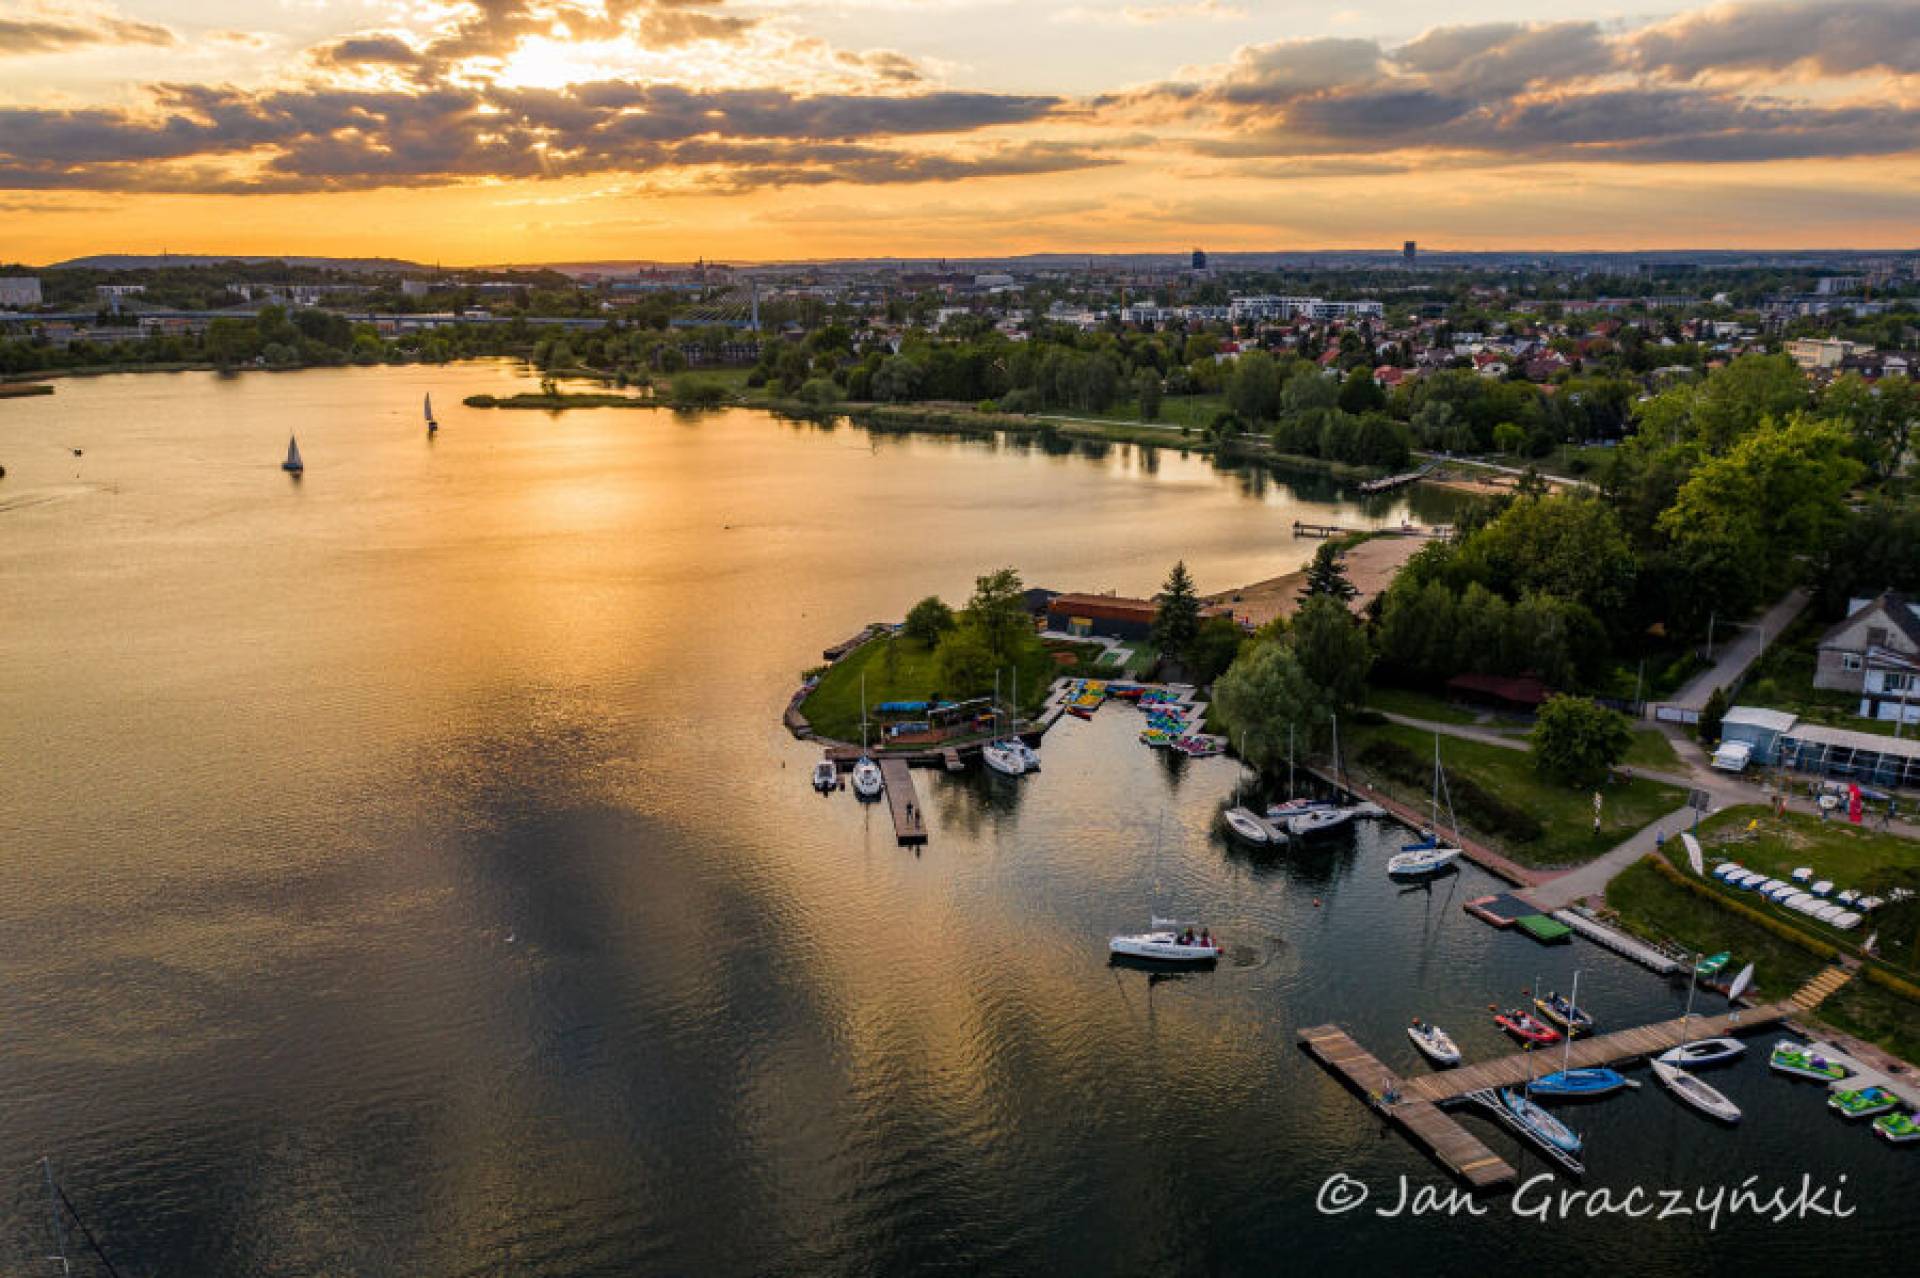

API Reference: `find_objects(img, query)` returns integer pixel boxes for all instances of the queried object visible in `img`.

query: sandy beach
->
[1207,534,1424,629]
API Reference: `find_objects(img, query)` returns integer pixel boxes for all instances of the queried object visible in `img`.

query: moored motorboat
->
[1109,923,1223,964]
[1534,991,1595,1035]
[1499,1088,1583,1154]
[1527,1068,1631,1099]
[1829,1086,1898,1118]
[1286,804,1360,838]
[1656,1037,1746,1068]
[851,755,885,800]
[1874,1111,1920,1144]
[1768,1039,1849,1081]
[811,760,838,792]
[1495,1009,1561,1045]
[1407,1019,1462,1067]
[1652,1059,1741,1123]
[1222,806,1275,845]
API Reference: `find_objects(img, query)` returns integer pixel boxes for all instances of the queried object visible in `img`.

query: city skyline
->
[4,0,1920,262]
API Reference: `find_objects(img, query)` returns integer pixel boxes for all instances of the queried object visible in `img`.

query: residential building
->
[1813,592,1920,723]
[1786,337,1871,371]
[0,277,42,307]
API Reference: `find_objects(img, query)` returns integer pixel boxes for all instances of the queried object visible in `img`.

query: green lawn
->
[1033,393,1228,431]
[1604,859,1827,990]
[1694,806,1919,892]
[1363,684,1480,725]
[799,632,1096,746]
[1819,979,1920,1065]
[1622,729,1682,771]
[1346,721,1687,867]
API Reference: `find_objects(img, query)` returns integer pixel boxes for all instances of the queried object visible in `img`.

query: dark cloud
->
[311,35,425,68]
[1128,4,1920,168]
[0,76,1069,194]
[1626,0,1920,79]
[0,11,174,55]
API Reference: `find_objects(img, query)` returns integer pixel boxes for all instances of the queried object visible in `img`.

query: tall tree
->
[967,567,1030,662]
[1288,595,1372,712]
[1212,641,1330,772]
[1151,560,1202,660]
[1299,542,1357,604]
[1529,695,1633,787]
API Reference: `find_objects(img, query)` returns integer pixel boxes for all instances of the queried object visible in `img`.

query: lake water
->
[0,364,1911,1275]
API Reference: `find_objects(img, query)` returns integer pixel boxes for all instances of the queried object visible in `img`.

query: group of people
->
[1175,927,1215,948]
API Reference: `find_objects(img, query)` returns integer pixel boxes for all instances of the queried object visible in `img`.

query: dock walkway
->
[1302,765,1537,887]
[878,759,927,845]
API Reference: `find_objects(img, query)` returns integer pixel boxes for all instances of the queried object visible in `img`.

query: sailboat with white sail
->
[1386,735,1461,876]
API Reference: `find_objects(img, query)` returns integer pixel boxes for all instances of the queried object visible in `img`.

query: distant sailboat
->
[281,434,304,473]
[425,392,438,432]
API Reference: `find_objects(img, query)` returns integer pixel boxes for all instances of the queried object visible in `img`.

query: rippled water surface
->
[1,365,1911,1275]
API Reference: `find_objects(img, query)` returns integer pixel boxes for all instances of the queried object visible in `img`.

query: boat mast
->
[42,1157,70,1277]
[1431,735,1442,834]
[1331,712,1341,799]
[1560,970,1580,1078]
[860,671,869,756]
[1680,951,1699,1044]
[1287,723,1295,797]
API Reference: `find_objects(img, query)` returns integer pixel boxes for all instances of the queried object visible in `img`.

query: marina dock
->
[1301,967,1846,1188]
[878,758,927,845]
[1357,462,1437,494]
[1291,519,1449,540]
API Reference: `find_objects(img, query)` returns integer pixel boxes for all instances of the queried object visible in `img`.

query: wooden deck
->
[1299,1025,1516,1189]
[878,759,927,845]
[1301,765,1538,887]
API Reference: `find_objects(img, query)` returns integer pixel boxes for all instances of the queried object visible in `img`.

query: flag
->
[1848,783,1863,825]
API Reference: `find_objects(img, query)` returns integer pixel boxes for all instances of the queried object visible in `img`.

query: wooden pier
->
[1299,1025,1517,1189]
[878,759,927,845]
[1291,519,1449,540]
[1300,969,1847,1188]
[1357,462,1437,494]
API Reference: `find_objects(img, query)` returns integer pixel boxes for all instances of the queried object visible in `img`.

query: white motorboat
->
[1387,837,1461,877]
[1222,806,1274,845]
[851,756,884,800]
[1287,804,1360,837]
[1407,1020,1462,1066]
[811,760,838,792]
[1656,1037,1746,1068]
[982,742,1026,776]
[1652,1059,1741,1123]
[1109,924,1223,963]
[281,434,304,473]
[1266,797,1330,821]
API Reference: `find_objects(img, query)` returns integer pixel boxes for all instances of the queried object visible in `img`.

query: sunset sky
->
[3,0,1918,263]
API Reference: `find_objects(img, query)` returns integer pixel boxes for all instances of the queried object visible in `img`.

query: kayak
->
[1527,1068,1631,1099]
[1495,1010,1561,1046]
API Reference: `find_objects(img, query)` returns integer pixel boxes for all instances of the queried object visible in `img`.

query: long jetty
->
[878,759,927,845]
[1299,968,1849,1188]
[1291,519,1449,540]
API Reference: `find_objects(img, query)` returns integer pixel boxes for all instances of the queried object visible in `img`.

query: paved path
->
[1666,587,1810,712]
[1523,807,1696,911]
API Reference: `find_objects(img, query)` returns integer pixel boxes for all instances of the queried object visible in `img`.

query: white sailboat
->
[1287,714,1367,836]
[982,670,1027,776]
[425,392,438,431]
[1386,736,1460,876]
[1652,1058,1741,1123]
[1110,817,1223,963]
[281,434,304,473]
[996,669,1040,770]
[851,672,885,800]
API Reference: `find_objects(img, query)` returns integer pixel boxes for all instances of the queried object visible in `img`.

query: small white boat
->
[1407,1020,1462,1066]
[811,760,838,792]
[1109,924,1223,963]
[1222,806,1273,845]
[1653,1059,1741,1123]
[1287,804,1360,837]
[982,742,1026,777]
[281,434,304,473]
[851,756,884,800]
[1266,797,1330,821]
[1656,1037,1745,1068]
[1387,837,1461,877]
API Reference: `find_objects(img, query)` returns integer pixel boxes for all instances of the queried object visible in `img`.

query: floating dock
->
[1547,908,1683,976]
[1357,462,1438,494]
[878,758,927,845]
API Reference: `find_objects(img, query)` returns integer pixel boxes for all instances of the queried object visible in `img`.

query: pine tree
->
[1299,542,1358,604]
[1151,560,1202,661]
[1699,685,1730,746]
